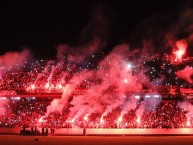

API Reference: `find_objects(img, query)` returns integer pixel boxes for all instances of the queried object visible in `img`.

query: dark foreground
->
[1,135,193,145]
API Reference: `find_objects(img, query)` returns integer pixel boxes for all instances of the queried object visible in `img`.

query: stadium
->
[1,49,193,136]
[1,0,193,145]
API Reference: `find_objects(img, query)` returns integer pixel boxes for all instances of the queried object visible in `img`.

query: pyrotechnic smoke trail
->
[135,101,145,124]
[44,70,93,117]
[67,44,147,122]
[117,95,139,125]
[135,95,161,125]
[32,61,51,90]
[45,61,63,90]
[178,101,193,125]
[41,43,149,123]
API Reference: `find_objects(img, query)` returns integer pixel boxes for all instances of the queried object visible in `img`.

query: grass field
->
[1,135,193,145]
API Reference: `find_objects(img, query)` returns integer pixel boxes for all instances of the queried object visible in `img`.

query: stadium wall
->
[55,128,83,135]
[1,128,193,135]
[0,128,21,135]
[85,128,193,135]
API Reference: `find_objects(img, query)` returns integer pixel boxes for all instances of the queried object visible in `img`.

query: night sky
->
[0,0,191,59]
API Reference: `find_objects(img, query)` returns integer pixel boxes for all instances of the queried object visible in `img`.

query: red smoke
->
[180,88,193,94]
[0,49,31,78]
[44,44,148,121]
[178,101,193,121]
[0,49,30,67]
[175,66,193,84]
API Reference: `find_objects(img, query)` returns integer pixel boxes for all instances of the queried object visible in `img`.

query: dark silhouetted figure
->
[83,128,86,136]
[42,127,45,136]
[45,128,48,136]
[31,127,34,135]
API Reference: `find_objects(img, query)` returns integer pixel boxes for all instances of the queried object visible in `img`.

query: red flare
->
[136,116,140,124]
[173,40,187,62]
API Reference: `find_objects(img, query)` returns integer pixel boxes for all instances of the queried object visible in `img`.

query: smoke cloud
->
[178,101,193,121]
[0,49,31,78]
[175,66,193,84]
[46,43,150,121]
[121,95,138,116]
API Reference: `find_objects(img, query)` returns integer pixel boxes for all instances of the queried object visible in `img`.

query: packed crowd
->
[0,53,193,95]
[0,59,91,94]
[0,54,193,130]
[0,99,192,129]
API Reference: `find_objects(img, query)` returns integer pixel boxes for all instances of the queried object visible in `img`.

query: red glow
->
[175,66,193,84]
[136,116,140,124]
[2,43,193,130]
[100,116,104,124]
[173,40,187,61]
[38,116,45,123]
[29,84,35,90]
[57,84,63,89]
[118,115,123,122]
[117,115,123,127]
[84,113,89,121]
[187,120,190,127]
[123,78,129,84]
[45,83,50,89]
[71,118,75,123]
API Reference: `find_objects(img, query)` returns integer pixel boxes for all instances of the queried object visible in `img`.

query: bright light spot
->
[124,78,128,84]
[0,97,6,100]
[117,115,123,127]
[84,114,89,121]
[154,95,160,98]
[173,39,187,61]
[15,97,20,100]
[10,97,20,100]
[187,120,190,126]
[100,116,104,124]
[135,95,140,99]
[45,83,50,88]
[118,115,123,122]
[174,49,185,60]
[38,117,45,123]
[127,63,132,69]
[136,116,140,124]
[57,84,62,89]
[71,118,75,123]
[145,95,151,98]
[66,118,75,123]
[31,84,35,90]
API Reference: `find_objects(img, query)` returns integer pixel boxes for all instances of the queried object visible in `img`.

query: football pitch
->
[1,135,193,145]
